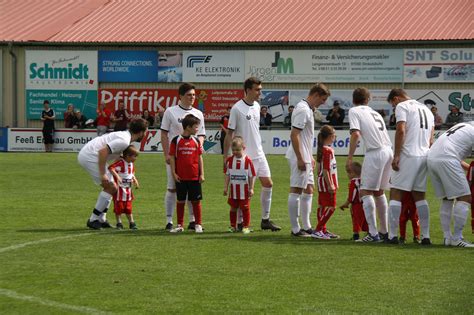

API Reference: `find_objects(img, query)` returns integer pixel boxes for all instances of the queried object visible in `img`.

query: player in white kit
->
[386,89,434,245]
[286,83,330,237]
[223,77,281,231]
[427,121,474,247]
[160,83,206,230]
[78,119,147,229]
[346,88,393,242]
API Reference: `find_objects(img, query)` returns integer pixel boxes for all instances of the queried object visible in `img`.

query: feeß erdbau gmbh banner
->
[25,50,98,119]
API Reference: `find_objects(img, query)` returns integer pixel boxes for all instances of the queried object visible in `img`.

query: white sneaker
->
[451,238,474,248]
[311,231,330,240]
[443,238,452,246]
[170,225,184,233]
[195,224,203,233]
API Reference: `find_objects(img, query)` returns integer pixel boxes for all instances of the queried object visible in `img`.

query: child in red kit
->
[312,125,339,240]
[399,192,420,244]
[340,161,368,241]
[224,136,256,234]
[108,145,140,230]
[169,114,205,233]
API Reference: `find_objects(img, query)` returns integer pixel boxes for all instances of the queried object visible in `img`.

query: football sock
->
[187,200,195,223]
[416,200,430,239]
[288,193,301,234]
[242,208,250,227]
[453,201,470,241]
[191,201,202,225]
[440,199,454,239]
[388,200,402,239]
[300,193,313,231]
[165,191,176,224]
[237,208,243,224]
[261,187,272,220]
[361,195,377,236]
[176,202,185,226]
[90,191,112,222]
[229,210,237,228]
[316,207,335,232]
[374,194,388,234]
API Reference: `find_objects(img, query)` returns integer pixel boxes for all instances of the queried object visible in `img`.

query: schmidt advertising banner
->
[245,49,403,83]
[404,48,474,82]
[183,51,245,82]
[25,50,98,119]
[98,51,158,82]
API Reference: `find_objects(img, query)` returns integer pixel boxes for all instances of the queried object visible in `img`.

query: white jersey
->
[285,99,314,163]
[428,122,474,161]
[395,100,434,157]
[160,105,206,146]
[228,99,264,160]
[348,105,391,151]
[79,131,131,163]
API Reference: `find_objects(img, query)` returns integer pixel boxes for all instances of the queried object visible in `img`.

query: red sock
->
[242,208,250,228]
[191,201,202,225]
[230,210,237,228]
[177,203,185,226]
[316,207,335,232]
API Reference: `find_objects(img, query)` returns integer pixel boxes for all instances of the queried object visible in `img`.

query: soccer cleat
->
[129,222,138,230]
[237,223,243,232]
[450,239,474,248]
[443,238,451,246]
[228,226,237,233]
[87,219,102,230]
[165,222,173,230]
[261,219,281,231]
[242,227,251,235]
[386,237,399,244]
[311,231,330,240]
[421,238,432,245]
[188,221,196,230]
[195,224,203,233]
[291,230,312,237]
[413,237,420,244]
[324,231,340,239]
[303,228,314,235]
[356,233,382,243]
[101,221,113,228]
[378,232,389,241]
[170,225,184,233]
[352,233,360,241]
[116,223,124,230]
[399,237,406,244]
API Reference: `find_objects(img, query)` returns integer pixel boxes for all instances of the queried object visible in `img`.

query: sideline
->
[0,233,94,254]
[0,288,112,314]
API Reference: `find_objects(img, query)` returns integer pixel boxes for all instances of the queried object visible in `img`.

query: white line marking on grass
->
[0,288,113,314]
[0,233,94,254]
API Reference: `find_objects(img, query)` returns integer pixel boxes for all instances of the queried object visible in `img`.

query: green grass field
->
[1,153,473,314]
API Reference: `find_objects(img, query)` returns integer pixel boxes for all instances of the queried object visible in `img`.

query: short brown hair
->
[178,83,195,96]
[353,88,370,105]
[387,89,407,102]
[309,83,330,97]
[244,77,262,92]
[129,118,148,134]
[351,161,362,176]
[181,114,200,129]
[231,136,245,150]
[123,145,139,157]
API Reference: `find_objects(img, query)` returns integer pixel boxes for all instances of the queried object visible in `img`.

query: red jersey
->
[169,135,202,180]
[318,146,338,193]
[96,109,111,127]
[225,155,256,200]
[348,178,361,204]
[108,158,135,202]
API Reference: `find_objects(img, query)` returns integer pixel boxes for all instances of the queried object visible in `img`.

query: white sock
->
[288,193,301,234]
[361,195,377,236]
[237,208,243,224]
[165,191,176,224]
[187,200,195,222]
[375,195,388,234]
[261,187,272,220]
[388,200,402,239]
[300,193,313,231]
[90,191,112,222]
[440,199,454,239]
[453,201,470,241]
[416,200,430,239]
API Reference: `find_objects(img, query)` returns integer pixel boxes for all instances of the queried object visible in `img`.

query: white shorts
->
[252,156,271,178]
[288,159,314,189]
[428,158,471,199]
[77,151,112,185]
[390,154,428,192]
[360,146,392,191]
[166,164,176,190]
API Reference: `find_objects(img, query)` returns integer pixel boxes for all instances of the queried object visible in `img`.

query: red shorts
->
[227,198,250,211]
[318,191,336,207]
[114,200,132,215]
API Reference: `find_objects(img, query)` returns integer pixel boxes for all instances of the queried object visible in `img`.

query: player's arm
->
[198,135,205,146]
[461,160,470,171]
[223,129,234,160]
[429,126,435,147]
[323,169,335,193]
[169,155,180,182]
[160,130,170,164]
[392,121,406,171]
[98,146,112,186]
[198,155,205,183]
[290,127,305,171]
[346,129,360,172]
[248,175,256,197]
[224,174,230,196]
[132,175,139,189]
